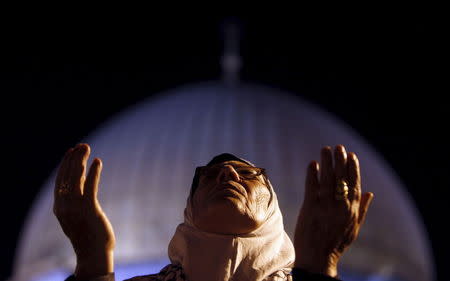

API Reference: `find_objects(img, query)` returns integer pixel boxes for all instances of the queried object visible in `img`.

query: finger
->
[347,152,361,202]
[68,144,90,196]
[55,147,73,188]
[84,158,103,202]
[358,192,374,225]
[320,146,334,200]
[54,147,75,201]
[53,148,75,214]
[304,161,320,205]
[334,145,347,183]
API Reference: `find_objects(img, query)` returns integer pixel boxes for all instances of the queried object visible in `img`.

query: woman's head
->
[189,154,273,235]
[169,153,295,281]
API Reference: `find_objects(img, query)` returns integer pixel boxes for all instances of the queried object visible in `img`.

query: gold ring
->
[57,183,70,194]
[335,180,349,200]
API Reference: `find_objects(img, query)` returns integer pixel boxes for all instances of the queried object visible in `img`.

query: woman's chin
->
[195,201,260,234]
[210,196,246,216]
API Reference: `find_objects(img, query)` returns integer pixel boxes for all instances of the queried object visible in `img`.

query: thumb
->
[84,158,103,202]
[358,192,374,225]
[303,161,320,206]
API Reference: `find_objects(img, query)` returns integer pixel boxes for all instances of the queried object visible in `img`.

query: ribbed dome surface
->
[14,82,434,281]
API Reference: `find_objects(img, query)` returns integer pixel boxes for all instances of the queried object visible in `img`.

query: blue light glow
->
[31,261,406,281]
[30,260,171,281]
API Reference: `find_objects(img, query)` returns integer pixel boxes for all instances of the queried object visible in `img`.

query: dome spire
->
[220,19,242,86]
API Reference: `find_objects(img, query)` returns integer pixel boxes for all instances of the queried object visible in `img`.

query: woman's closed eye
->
[235,167,263,179]
[237,168,257,176]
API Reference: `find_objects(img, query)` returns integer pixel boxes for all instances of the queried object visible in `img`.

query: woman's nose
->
[216,165,241,183]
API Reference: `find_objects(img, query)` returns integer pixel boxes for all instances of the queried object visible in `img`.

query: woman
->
[54,144,373,281]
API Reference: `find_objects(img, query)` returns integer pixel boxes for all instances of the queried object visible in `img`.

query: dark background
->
[1,15,447,280]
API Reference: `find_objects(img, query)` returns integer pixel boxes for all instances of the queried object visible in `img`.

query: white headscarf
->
[167,176,295,281]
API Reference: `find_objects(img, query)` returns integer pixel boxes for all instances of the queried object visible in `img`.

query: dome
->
[13,82,434,281]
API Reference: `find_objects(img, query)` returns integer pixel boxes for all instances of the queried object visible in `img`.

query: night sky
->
[1,16,447,280]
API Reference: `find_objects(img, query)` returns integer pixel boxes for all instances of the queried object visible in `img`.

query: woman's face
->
[191,160,272,234]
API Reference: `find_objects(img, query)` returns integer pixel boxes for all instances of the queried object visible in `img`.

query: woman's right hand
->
[53,143,115,279]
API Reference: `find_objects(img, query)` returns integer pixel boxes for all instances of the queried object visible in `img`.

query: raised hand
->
[53,143,115,279]
[294,145,374,277]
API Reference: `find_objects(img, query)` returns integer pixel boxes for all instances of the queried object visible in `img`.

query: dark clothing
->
[65,267,341,281]
[291,268,341,281]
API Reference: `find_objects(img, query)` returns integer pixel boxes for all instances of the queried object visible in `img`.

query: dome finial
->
[220,18,242,86]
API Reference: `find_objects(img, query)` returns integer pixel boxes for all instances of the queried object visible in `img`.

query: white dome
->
[13,82,434,281]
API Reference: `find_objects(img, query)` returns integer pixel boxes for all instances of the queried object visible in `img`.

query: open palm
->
[53,144,115,271]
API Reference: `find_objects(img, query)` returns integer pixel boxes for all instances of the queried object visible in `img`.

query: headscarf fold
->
[168,153,295,281]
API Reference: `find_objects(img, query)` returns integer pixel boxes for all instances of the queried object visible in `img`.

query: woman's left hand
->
[293,145,374,277]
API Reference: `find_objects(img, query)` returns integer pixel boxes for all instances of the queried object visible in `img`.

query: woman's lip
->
[216,188,243,199]
[217,182,247,197]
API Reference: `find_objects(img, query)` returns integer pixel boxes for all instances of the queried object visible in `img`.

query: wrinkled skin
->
[191,160,272,234]
[294,145,374,277]
[54,143,373,279]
